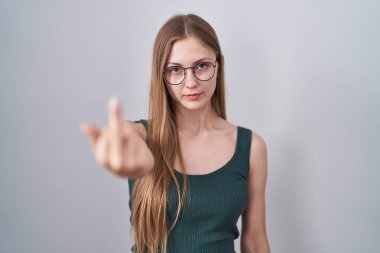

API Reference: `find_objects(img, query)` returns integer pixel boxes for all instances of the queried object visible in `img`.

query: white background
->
[1,0,379,252]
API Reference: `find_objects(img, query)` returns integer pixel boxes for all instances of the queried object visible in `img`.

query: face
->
[164,36,218,112]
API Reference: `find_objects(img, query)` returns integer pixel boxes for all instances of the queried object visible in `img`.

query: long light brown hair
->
[130,13,226,253]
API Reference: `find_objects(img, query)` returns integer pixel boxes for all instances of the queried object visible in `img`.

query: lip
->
[184,92,202,100]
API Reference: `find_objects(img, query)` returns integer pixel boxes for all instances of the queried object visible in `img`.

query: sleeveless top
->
[128,119,253,253]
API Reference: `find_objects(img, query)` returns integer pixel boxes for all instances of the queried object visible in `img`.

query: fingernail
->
[109,95,119,109]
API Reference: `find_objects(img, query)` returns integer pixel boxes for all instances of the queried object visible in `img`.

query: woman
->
[81,14,270,253]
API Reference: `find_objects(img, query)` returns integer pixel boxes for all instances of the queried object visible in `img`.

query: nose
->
[184,69,199,88]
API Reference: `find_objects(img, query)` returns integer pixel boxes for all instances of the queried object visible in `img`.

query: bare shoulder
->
[251,131,267,155]
[249,131,268,176]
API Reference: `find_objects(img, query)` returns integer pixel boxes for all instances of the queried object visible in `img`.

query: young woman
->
[81,14,270,253]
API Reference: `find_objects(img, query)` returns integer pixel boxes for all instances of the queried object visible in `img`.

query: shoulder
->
[250,131,267,158]
[249,130,268,176]
[235,124,267,172]
[125,119,148,141]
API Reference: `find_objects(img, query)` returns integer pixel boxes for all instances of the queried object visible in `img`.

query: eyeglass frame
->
[162,60,218,85]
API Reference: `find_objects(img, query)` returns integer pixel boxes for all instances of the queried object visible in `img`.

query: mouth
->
[185,92,201,96]
[184,92,202,100]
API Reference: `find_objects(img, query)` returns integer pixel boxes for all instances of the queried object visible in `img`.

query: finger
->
[95,128,110,167]
[108,96,123,168]
[108,95,122,131]
[80,122,100,147]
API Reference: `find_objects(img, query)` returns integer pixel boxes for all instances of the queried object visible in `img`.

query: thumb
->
[80,122,100,147]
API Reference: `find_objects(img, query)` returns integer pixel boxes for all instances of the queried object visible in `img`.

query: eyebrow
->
[167,58,214,66]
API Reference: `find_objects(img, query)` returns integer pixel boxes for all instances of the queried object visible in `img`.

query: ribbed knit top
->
[128,119,253,253]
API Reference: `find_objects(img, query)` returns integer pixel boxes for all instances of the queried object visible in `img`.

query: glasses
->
[163,61,217,85]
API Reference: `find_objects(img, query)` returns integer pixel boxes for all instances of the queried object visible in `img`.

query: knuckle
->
[109,157,124,172]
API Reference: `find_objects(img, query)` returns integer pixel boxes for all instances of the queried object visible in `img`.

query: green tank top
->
[128,119,252,253]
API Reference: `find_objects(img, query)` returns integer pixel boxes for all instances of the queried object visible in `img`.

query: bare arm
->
[81,97,154,179]
[241,132,271,253]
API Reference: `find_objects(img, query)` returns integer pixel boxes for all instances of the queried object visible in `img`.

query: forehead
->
[167,36,215,64]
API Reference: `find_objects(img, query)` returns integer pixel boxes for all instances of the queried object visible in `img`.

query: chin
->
[179,100,210,111]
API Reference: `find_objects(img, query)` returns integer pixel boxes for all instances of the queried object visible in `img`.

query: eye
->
[168,66,181,73]
[195,62,210,70]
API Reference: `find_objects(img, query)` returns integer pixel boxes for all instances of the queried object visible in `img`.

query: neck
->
[174,101,221,135]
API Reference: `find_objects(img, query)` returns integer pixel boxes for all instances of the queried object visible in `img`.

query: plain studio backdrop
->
[0,1,379,252]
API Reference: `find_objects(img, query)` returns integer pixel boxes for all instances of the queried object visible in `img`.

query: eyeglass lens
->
[165,62,215,85]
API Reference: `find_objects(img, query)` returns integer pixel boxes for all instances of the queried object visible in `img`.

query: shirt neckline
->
[173,125,241,178]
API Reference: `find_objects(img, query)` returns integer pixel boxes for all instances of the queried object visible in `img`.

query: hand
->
[80,96,154,178]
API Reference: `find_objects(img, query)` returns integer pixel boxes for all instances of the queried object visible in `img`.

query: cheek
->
[207,68,218,95]
[206,80,217,96]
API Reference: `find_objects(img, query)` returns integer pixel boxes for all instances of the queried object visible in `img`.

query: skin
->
[166,36,271,253]
[165,36,238,173]
[80,97,154,179]
[241,131,271,253]
[81,35,270,253]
